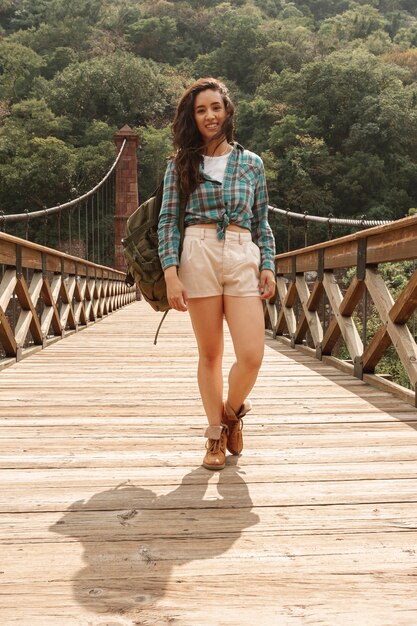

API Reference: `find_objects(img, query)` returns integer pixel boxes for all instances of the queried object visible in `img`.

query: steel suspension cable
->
[2,139,126,224]
[268,205,393,227]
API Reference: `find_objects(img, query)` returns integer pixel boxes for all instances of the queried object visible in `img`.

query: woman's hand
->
[259,269,276,300]
[164,267,188,311]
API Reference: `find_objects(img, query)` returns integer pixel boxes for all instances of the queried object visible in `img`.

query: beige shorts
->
[178,226,261,298]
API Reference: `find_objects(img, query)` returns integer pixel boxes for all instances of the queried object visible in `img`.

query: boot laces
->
[227,416,244,432]
[206,438,221,453]
[205,425,227,452]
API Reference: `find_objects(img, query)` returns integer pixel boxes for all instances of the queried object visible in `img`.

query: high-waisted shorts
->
[178,226,261,298]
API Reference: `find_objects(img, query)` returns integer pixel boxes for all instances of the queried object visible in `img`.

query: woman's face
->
[194,89,227,144]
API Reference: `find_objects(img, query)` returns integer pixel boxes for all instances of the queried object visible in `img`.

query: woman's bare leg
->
[187,296,224,426]
[223,296,265,412]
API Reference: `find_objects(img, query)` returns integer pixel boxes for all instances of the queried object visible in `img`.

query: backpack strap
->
[154,309,169,345]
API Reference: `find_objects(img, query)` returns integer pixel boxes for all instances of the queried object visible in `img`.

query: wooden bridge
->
[1,213,417,625]
[2,302,417,626]
[1,127,417,625]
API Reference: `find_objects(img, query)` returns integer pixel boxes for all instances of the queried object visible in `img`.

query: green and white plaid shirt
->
[158,142,276,272]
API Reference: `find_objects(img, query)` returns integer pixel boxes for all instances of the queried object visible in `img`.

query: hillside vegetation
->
[1,0,416,245]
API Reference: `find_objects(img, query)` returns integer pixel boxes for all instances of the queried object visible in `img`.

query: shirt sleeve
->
[158,159,181,271]
[251,158,276,272]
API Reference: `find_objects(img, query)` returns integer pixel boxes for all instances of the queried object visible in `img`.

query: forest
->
[0,0,417,250]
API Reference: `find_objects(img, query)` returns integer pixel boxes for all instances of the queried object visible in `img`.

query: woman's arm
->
[158,160,181,271]
[250,158,276,299]
[158,160,188,311]
[251,158,276,273]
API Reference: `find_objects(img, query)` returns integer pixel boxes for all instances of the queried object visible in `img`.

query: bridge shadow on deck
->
[3,303,417,624]
[50,461,259,621]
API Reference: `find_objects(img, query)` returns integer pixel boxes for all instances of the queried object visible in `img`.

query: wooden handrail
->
[265,213,417,407]
[274,213,417,273]
[0,230,125,278]
[0,232,136,367]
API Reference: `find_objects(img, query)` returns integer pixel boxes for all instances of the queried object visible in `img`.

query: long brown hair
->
[172,77,236,195]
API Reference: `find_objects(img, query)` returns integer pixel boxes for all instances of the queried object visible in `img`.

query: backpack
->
[121,180,186,342]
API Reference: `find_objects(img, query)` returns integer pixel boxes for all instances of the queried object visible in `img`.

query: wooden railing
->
[267,213,417,407]
[0,231,136,368]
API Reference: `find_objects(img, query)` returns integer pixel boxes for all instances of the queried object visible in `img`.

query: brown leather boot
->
[223,399,252,455]
[202,424,228,470]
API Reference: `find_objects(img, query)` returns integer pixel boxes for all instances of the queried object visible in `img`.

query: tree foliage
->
[0,0,415,236]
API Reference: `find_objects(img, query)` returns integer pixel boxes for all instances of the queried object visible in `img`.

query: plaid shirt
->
[158,143,276,272]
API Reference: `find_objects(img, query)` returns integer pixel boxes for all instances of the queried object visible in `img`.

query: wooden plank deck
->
[1,300,417,626]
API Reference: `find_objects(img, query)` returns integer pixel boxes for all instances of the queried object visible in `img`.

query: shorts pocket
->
[179,236,192,267]
[180,236,205,272]
[249,240,261,265]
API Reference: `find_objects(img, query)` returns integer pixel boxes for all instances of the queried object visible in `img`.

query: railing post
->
[113,125,139,272]
[290,256,297,348]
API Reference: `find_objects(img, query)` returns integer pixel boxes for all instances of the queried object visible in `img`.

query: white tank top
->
[203,151,231,183]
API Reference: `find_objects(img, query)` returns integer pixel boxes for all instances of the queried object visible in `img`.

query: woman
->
[158,77,276,470]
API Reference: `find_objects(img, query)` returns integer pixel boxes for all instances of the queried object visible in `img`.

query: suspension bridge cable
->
[2,139,127,224]
[268,205,393,227]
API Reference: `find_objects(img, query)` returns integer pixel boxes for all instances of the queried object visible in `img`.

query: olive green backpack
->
[122,180,186,342]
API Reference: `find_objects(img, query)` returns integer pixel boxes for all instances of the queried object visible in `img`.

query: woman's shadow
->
[50,460,259,619]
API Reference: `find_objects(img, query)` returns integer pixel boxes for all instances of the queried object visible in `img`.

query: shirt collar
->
[199,141,244,179]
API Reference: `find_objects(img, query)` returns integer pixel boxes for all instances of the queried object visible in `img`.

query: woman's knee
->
[236,349,263,372]
[199,350,222,369]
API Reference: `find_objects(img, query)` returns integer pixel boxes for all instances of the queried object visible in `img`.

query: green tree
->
[98,1,141,35]
[319,4,388,44]
[258,48,416,217]
[0,136,77,213]
[269,133,335,212]
[259,16,318,77]
[3,98,71,139]
[74,139,115,195]
[10,18,91,55]
[6,0,53,29]
[383,48,417,83]
[253,0,284,18]
[0,0,16,33]
[0,0,416,231]
[194,8,265,92]
[379,1,417,17]
[291,0,349,21]
[0,40,45,101]
[137,125,172,202]
[126,0,223,60]
[235,96,278,152]
[33,52,186,133]
[268,113,321,153]
[8,0,102,30]
[393,24,417,48]
[260,50,404,151]
[127,16,177,63]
